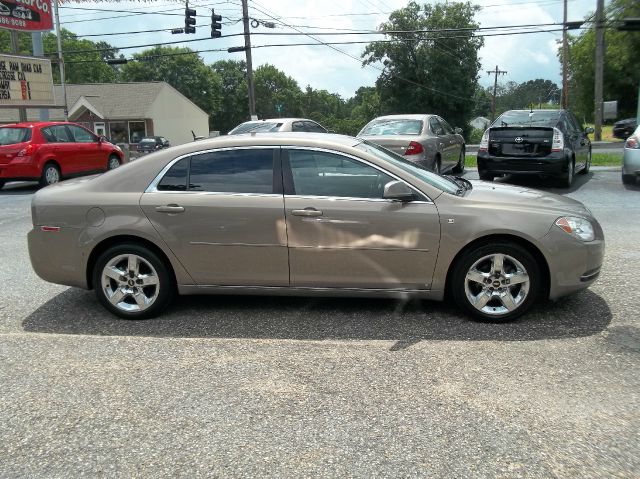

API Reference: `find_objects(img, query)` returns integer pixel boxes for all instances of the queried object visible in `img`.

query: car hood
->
[465,180,590,216]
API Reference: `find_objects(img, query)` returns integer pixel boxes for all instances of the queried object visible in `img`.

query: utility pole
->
[594,0,605,141]
[561,0,569,109]
[487,65,507,122]
[53,0,68,120]
[241,0,256,119]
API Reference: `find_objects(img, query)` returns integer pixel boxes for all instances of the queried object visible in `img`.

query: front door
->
[283,148,441,290]
[140,148,289,286]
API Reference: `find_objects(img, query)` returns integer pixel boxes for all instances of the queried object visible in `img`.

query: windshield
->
[494,110,560,127]
[0,127,31,145]
[356,140,460,195]
[359,119,424,136]
[229,122,282,134]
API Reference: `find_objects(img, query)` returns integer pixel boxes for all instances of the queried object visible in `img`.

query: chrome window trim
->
[284,194,433,205]
[285,145,434,203]
[145,145,278,194]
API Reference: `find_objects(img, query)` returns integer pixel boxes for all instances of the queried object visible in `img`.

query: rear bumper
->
[477,151,567,176]
[622,149,640,176]
[0,160,40,181]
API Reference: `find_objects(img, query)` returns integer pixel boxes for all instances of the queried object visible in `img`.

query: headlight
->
[555,216,595,242]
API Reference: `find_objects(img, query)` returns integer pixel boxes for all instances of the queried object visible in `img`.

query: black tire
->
[92,243,175,320]
[107,155,121,171]
[0,180,5,190]
[450,242,541,322]
[622,173,636,185]
[560,158,574,188]
[478,171,494,181]
[580,149,591,175]
[39,162,60,187]
[452,147,465,174]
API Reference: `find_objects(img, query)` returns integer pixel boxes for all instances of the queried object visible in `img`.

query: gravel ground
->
[0,171,638,478]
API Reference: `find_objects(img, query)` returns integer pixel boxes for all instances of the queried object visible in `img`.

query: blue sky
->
[57,0,600,98]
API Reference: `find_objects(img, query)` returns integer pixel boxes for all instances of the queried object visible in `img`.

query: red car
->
[0,121,125,189]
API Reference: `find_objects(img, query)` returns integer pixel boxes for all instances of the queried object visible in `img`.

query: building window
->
[129,121,146,144]
[109,122,128,144]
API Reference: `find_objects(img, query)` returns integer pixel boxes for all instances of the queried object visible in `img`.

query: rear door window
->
[157,158,189,191]
[42,125,72,143]
[429,117,445,135]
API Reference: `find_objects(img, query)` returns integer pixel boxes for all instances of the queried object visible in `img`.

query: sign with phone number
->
[0,0,53,32]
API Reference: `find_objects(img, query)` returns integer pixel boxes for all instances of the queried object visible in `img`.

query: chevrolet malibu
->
[28,133,604,322]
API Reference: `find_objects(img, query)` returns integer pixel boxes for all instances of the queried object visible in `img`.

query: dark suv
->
[137,136,170,154]
[477,110,593,187]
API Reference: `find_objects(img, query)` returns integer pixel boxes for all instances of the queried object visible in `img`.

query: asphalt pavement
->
[0,171,638,477]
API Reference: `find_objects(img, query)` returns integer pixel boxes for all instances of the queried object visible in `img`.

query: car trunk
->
[360,135,418,156]
[488,127,554,157]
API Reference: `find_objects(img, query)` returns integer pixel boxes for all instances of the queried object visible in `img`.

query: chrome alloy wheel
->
[101,254,160,312]
[45,166,60,184]
[107,156,120,170]
[463,253,530,316]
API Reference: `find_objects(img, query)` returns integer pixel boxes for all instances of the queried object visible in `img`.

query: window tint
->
[0,127,31,145]
[68,125,96,143]
[288,149,394,199]
[42,125,72,143]
[439,118,454,134]
[568,112,583,132]
[304,121,327,133]
[429,117,444,135]
[494,110,561,127]
[157,158,188,191]
[189,149,274,194]
[292,121,305,132]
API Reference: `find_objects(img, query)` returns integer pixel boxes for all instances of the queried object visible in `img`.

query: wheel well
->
[86,235,177,290]
[43,159,60,171]
[444,234,550,299]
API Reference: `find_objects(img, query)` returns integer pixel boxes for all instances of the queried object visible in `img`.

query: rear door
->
[566,112,590,169]
[41,125,78,175]
[438,117,462,169]
[140,147,289,286]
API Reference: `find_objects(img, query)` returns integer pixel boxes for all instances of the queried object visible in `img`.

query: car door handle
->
[291,208,323,217]
[155,204,185,213]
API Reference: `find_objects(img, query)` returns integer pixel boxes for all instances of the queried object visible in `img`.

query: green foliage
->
[362,1,484,136]
[253,64,303,118]
[120,46,222,127]
[211,59,249,134]
[0,28,119,84]
[565,0,640,121]
[468,128,485,144]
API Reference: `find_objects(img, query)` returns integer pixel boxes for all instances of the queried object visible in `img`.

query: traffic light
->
[618,18,640,31]
[184,7,196,34]
[211,9,222,38]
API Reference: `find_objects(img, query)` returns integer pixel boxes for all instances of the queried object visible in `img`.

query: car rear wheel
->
[39,162,60,187]
[107,155,121,170]
[622,173,636,185]
[93,243,174,319]
[580,149,591,175]
[479,171,494,181]
[450,242,541,322]
[452,147,465,174]
[561,159,574,187]
[0,180,5,190]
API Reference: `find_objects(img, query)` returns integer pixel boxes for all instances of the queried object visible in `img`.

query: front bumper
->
[477,151,567,176]
[540,224,605,300]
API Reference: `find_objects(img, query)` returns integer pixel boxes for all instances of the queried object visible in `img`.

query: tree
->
[120,46,222,128]
[253,64,303,118]
[565,0,640,121]
[362,1,484,133]
[0,28,119,84]
[211,59,249,134]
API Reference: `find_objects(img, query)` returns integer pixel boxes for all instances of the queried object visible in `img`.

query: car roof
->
[1,121,82,129]
[368,114,433,121]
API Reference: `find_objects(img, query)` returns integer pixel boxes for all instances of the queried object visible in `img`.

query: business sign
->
[0,0,53,32]
[0,54,54,107]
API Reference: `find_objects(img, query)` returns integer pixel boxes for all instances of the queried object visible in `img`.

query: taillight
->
[551,127,564,152]
[404,141,424,155]
[479,130,489,151]
[625,136,639,149]
[17,143,38,157]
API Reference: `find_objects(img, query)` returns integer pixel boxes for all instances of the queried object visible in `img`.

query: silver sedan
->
[358,114,466,174]
[28,133,604,322]
[622,125,640,185]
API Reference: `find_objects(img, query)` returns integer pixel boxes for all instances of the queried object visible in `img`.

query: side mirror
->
[383,180,415,202]
[585,127,594,134]
[454,127,463,134]
[97,135,106,143]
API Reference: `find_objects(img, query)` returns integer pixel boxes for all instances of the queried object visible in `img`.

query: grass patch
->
[585,124,623,143]
[465,152,621,168]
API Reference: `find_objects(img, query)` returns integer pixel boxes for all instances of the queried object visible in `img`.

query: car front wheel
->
[107,155,121,170]
[450,242,541,322]
[39,162,60,187]
[93,243,174,319]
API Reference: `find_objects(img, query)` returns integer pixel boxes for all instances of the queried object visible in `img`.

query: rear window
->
[0,127,31,145]
[494,111,561,128]
[229,122,282,134]
[359,119,423,136]
[140,138,157,144]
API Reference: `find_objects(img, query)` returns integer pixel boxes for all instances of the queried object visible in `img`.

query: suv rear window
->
[494,111,561,128]
[0,127,31,145]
